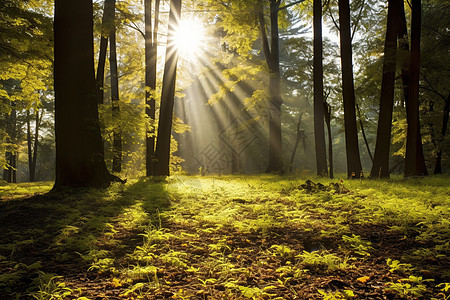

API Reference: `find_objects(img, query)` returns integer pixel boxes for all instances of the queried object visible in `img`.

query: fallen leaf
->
[357,276,370,283]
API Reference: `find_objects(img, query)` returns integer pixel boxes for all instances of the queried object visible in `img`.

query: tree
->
[369,0,399,178]
[109,0,122,173]
[434,95,450,174]
[420,0,450,174]
[1,0,52,179]
[313,0,328,176]
[53,0,121,187]
[404,0,428,177]
[258,0,283,173]
[154,0,181,176]
[145,0,161,176]
[258,0,306,173]
[323,101,333,178]
[96,0,115,105]
[2,101,17,183]
[398,0,409,108]
[26,108,41,182]
[338,0,362,178]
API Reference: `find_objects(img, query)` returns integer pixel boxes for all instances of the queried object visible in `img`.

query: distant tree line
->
[0,0,448,187]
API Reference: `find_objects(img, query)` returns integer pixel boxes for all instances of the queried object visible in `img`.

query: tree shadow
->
[0,178,172,297]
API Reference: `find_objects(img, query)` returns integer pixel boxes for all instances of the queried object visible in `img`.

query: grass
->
[0,174,449,299]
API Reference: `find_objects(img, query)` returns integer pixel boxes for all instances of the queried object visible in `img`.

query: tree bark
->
[313,0,328,176]
[96,0,115,104]
[338,0,362,178]
[370,0,399,178]
[145,0,161,176]
[154,0,181,176]
[54,0,119,187]
[404,0,428,177]
[109,0,122,173]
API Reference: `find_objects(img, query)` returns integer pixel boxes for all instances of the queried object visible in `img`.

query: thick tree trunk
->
[109,2,122,173]
[313,0,328,176]
[338,0,362,178]
[145,0,160,176]
[265,0,283,173]
[96,0,115,105]
[54,0,118,187]
[154,0,181,176]
[404,0,428,177]
[370,0,399,178]
[433,95,449,174]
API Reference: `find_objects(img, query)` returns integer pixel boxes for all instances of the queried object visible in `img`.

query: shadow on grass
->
[0,178,172,298]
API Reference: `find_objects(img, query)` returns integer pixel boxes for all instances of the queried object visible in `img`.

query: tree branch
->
[351,0,365,41]
[278,0,306,11]
[421,73,448,102]
[0,44,41,72]
[328,8,340,31]
[123,22,145,38]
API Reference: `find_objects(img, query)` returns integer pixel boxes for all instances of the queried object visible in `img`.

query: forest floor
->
[0,175,449,300]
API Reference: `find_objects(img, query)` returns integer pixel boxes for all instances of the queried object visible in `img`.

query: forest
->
[0,0,449,299]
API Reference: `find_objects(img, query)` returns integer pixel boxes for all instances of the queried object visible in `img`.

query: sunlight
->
[174,18,206,59]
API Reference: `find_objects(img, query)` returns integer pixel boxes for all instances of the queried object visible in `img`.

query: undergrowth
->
[0,175,449,299]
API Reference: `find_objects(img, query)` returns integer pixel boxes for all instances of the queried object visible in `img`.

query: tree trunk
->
[145,0,160,176]
[267,0,282,173]
[12,152,17,183]
[323,101,333,178]
[433,94,449,174]
[154,0,181,176]
[370,0,399,178]
[27,110,32,181]
[404,0,428,177]
[96,0,115,105]
[32,110,40,181]
[3,152,11,182]
[259,0,283,173]
[398,0,409,109]
[3,102,17,183]
[338,0,362,178]
[109,0,122,173]
[289,112,303,173]
[313,0,328,176]
[356,103,373,164]
[27,109,40,182]
[54,0,119,188]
